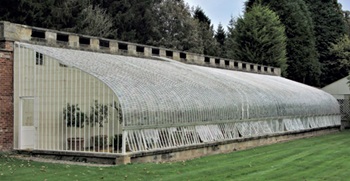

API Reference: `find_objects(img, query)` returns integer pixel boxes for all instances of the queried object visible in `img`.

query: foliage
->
[50,0,113,37]
[0,0,218,55]
[63,103,87,128]
[152,0,203,53]
[113,134,123,151]
[304,0,347,86]
[226,4,287,73]
[193,7,219,56]
[89,100,109,128]
[101,0,161,42]
[91,135,108,149]
[193,7,211,28]
[72,4,113,37]
[215,23,227,57]
[328,35,350,84]
[344,10,350,35]
[112,101,123,124]
[2,131,350,180]
[246,0,320,86]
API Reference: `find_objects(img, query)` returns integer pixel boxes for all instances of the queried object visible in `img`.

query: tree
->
[193,7,211,28]
[226,4,287,73]
[246,0,320,86]
[0,0,56,28]
[326,35,350,84]
[104,0,161,42]
[63,103,87,128]
[343,10,350,35]
[152,0,203,53]
[304,0,347,86]
[215,23,226,57]
[225,17,236,58]
[50,0,113,37]
[74,5,113,37]
[193,7,219,56]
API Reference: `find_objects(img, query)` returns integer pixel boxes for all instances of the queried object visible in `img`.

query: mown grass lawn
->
[1,130,350,181]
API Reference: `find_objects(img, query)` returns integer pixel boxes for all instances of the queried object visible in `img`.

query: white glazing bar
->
[55,59,59,150]
[88,74,91,151]
[82,71,86,152]
[107,89,110,153]
[102,81,105,152]
[45,51,49,150]
[113,95,116,153]
[97,79,100,152]
[74,68,77,151]
[25,48,28,96]
[51,57,55,150]
[79,70,82,151]
[65,62,68,150]
[39,50,44,149]
[69,67,73,151]
[93,77,96,152]
[33,48,37,149]
[128,131,133,151]
[136,131,142,151]
[60,63,63,150]
[49,57,53,150]
[51,58,55,150]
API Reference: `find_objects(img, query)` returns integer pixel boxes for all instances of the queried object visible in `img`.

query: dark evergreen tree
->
[226,4,287,73]
[246,0,320,86]
[304,0,347,86]
[104,0,161,42]
[194,7,211,28]
[0,0,56,28]
[193,7,219,56]
[225,17,236,57]
[215,23,226,57]
[326,35,350,84]
[50,0,113,37]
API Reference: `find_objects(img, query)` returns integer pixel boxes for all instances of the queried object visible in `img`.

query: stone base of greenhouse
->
[16,126,339,165]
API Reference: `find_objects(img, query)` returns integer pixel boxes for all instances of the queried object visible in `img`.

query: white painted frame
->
[19,96,36,149]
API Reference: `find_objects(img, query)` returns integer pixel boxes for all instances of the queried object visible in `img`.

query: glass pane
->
[22,99,34,126]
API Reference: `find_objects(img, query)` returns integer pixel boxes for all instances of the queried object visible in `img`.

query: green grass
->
[1,131,350,181]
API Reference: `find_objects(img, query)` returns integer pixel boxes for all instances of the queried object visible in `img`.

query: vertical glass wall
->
[14,44,123,154]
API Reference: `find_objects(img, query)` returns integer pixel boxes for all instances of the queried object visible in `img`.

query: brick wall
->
[0,41,14,151]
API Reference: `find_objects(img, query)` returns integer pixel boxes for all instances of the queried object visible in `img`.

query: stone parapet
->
[0,21,281,76]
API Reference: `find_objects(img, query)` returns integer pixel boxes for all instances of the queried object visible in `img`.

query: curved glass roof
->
[19,43,340,127]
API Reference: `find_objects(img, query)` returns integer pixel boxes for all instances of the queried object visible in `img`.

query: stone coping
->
[0,21,281,76]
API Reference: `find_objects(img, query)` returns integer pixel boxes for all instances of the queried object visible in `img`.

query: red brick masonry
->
[0,41,14,151]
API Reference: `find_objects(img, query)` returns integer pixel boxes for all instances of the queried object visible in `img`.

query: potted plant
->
[63,103,87,151]
[111,101,124,152]
[89,100,109,150]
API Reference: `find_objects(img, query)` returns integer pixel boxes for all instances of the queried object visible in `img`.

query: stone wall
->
[0,41,14,151]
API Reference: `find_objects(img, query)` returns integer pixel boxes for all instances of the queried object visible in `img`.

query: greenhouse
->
[13,42,340,155]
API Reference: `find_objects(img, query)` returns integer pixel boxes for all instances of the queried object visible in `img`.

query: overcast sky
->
[184,0,350,31]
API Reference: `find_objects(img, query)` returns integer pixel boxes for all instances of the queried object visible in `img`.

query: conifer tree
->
[304,0,347,86]
[246,0,320,86]
[227,4,287,72]
[194,7,219,56]
[215,23,226,57]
